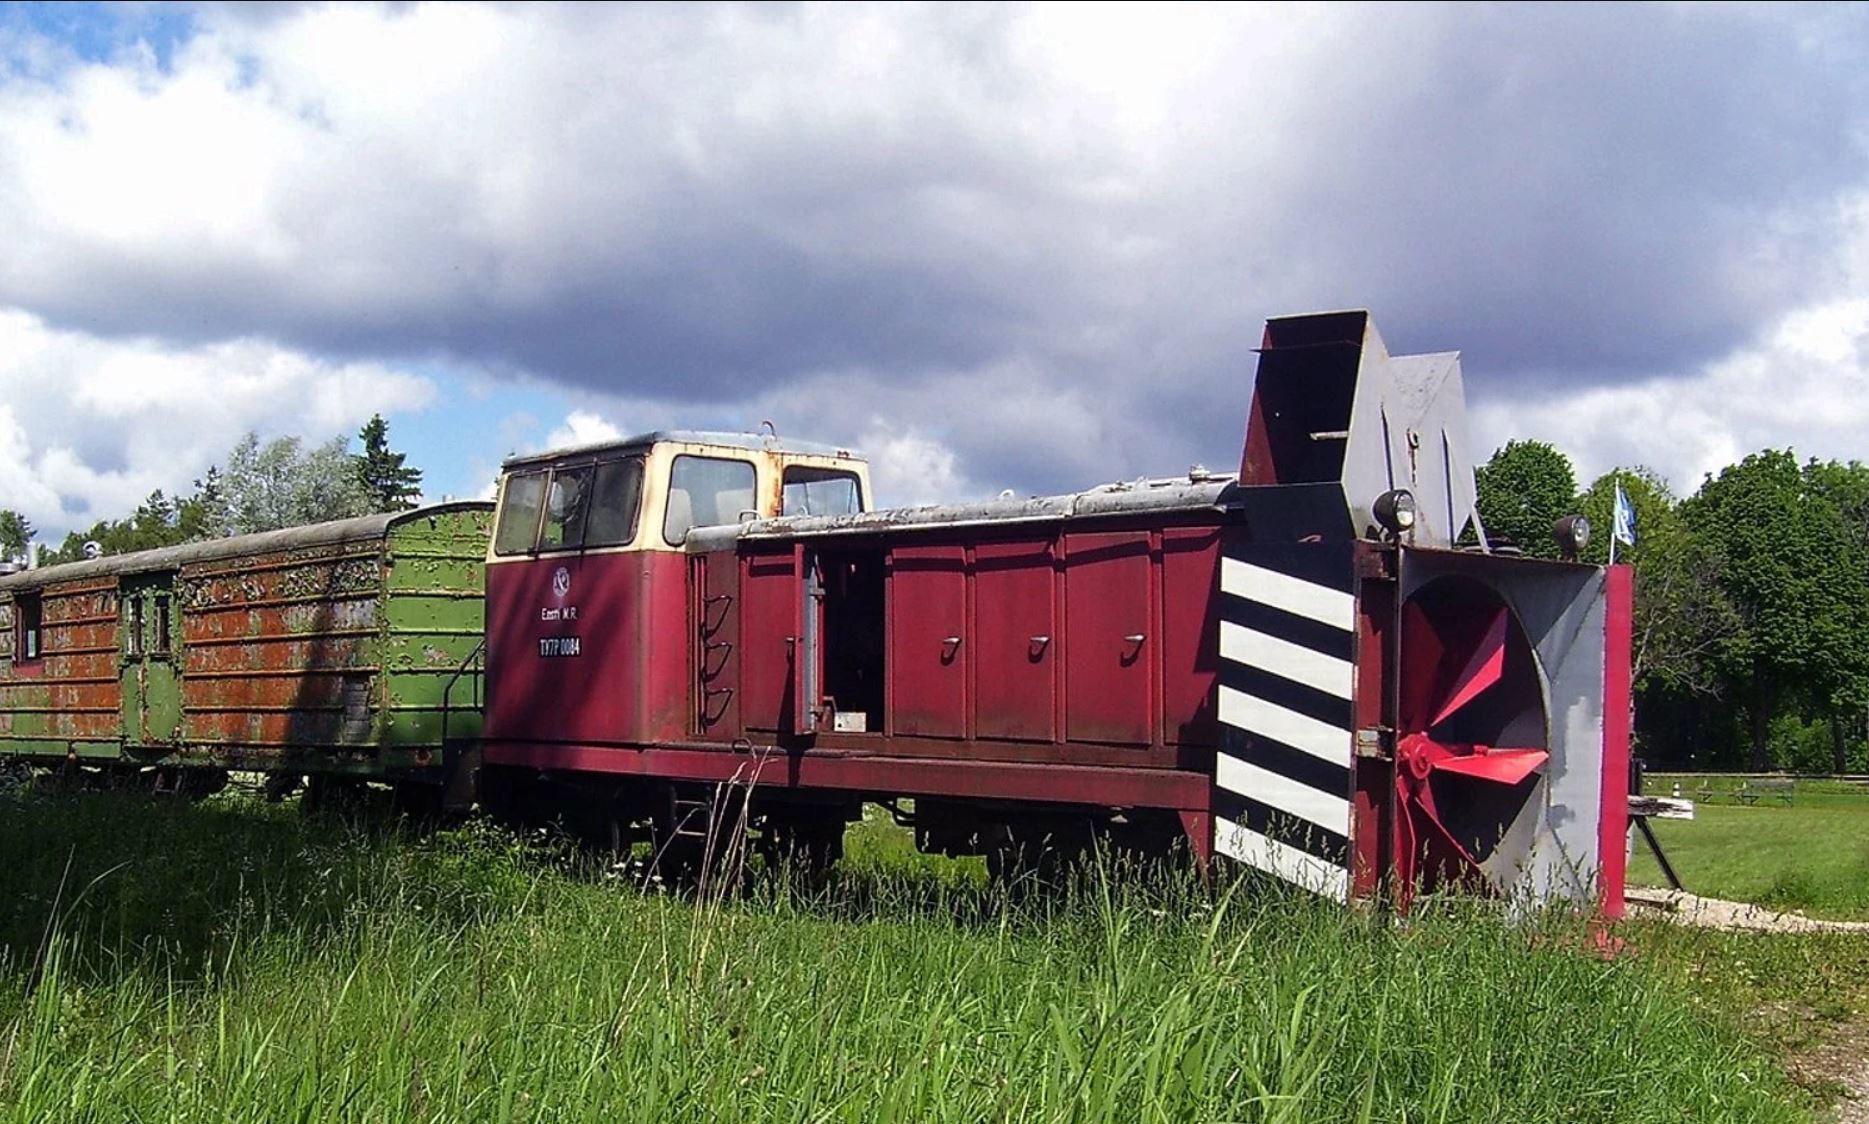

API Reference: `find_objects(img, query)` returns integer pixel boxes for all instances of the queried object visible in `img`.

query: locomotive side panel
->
[970,540,1057,743]
[1062,531,1154,746]
[886,544,967,739]
[0,580,123,760]
[483,550,690,749]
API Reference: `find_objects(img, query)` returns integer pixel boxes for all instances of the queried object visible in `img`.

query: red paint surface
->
[888,545,967,738]
[737,549,797,733]
[1063,532,1153,745]
[1598,564,1634,919]
[972,541,1056,742]
[484,550,691,748]
[1159,528,1221,746]
[1350,552,1390,900]
[485,739,1211,810]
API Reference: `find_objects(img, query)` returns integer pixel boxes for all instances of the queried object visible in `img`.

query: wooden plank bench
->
[1735,778,1795,805]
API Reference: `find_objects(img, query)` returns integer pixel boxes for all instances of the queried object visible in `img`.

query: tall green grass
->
[0,792,1805,1122]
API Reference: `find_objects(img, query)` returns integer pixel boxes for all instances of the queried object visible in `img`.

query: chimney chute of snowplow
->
[1237,310,1480,548]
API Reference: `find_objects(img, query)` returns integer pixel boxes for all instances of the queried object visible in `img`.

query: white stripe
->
[1217,685,1352,766]
[1219,621,1354,700]
[1214,817,1349,900]
[1214,755,1351,837]
[1220,557,1355,632]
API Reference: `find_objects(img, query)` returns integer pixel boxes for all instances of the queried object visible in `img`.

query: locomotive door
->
[119,572,183,747]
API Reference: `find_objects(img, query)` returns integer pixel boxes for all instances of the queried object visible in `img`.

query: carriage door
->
[120,573,183,747]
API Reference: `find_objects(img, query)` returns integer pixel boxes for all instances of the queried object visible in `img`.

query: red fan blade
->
[1430,609,1507,727]
[1431,747,1548,785]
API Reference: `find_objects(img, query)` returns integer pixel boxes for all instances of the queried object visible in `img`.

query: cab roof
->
[501,429,863,470]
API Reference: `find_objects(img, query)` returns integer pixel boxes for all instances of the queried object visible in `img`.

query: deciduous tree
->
[1475,440,1579,559]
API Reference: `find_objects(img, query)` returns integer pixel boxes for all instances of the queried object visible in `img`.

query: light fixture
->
[1373,489,1417,538]
[1553,514,1590,560]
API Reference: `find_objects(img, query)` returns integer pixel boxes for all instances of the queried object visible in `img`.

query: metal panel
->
[0,582,123,758]
[1064,532,1154,746]
[482,549,690,748]
[1160,527,1221,746]
[972,540,1054,742]
[888,544,966,739]
[736,549,798,733]
[380,504,493,750]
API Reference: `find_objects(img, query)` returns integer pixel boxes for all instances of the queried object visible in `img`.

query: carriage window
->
[664,456,758,545]
[152,594,172,657]
[782,467,863,517]
[494,470,549,555]
[17,593,42,663]
[583,458,645,547]
[125,596,144,658]
[539,465,596,551]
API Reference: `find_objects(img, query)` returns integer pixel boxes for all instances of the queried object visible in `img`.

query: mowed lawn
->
[1632,776,1869,918]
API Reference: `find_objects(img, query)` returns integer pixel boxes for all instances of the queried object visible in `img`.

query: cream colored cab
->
[488,430,871,562]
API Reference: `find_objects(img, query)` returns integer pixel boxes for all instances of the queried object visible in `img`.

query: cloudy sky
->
[1,1,1867,537]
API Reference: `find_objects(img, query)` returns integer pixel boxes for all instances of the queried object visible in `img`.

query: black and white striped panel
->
[1213,547,1357,900]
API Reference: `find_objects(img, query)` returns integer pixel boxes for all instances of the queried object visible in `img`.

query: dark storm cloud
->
[2,2,1867,499]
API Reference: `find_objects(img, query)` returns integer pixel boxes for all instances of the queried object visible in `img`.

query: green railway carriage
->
[0,503,492,792]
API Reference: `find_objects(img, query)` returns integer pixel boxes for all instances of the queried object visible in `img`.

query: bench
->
[1735,778,1795,805]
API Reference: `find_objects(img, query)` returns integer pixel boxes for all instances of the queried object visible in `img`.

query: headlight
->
[1373,489,1417,536]
[1553,514,1590,559]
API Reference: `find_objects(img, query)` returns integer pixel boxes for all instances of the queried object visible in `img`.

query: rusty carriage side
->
[0,502,492,797]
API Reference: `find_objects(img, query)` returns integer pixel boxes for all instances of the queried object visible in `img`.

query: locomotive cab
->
[482,431,870,752]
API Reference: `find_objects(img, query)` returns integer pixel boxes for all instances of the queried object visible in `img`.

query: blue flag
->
[1612,482,1637,547]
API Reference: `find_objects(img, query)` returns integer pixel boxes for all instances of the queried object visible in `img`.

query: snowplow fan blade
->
[1430,609,1507,727]
[1431,747,1549,785]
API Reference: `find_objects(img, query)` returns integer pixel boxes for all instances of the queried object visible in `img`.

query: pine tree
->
[0,510,32,560]
[355,414,424,512]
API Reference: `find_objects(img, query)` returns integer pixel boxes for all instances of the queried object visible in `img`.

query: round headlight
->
[1553,514,1590,558]
[1373,489,1417,536]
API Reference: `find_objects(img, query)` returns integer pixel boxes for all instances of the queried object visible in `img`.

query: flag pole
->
[1608,470,1618,566]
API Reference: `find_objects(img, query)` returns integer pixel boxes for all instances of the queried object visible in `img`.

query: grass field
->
[1632,775,1869,919]
[0,789,1859,1122]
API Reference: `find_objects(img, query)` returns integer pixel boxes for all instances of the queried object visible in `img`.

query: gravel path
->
[1625,888,1869,934]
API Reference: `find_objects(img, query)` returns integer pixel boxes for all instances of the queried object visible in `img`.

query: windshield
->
[495,456,645,554]
[493,471,548,555]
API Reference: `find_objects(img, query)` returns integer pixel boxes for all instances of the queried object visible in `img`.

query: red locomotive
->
[475,310,1633,911]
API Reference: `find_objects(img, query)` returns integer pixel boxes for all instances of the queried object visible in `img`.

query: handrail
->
[441,637,487,746]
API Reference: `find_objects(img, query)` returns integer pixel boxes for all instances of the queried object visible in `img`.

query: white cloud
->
[1473,296,1869,496]
[856,421,968,508]
[0,3,1865,515]
[543,410,624,451]
[0,308,434,536]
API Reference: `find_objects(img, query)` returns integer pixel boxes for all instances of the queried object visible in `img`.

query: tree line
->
[0,414,422,566]
[1477,439,1869,774]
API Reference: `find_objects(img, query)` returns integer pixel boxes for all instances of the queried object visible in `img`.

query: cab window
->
[493,471,548,555]
[664,456,757,545]
[782,467,863,517]
[584,458,645,547]
[539,465,594,550]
